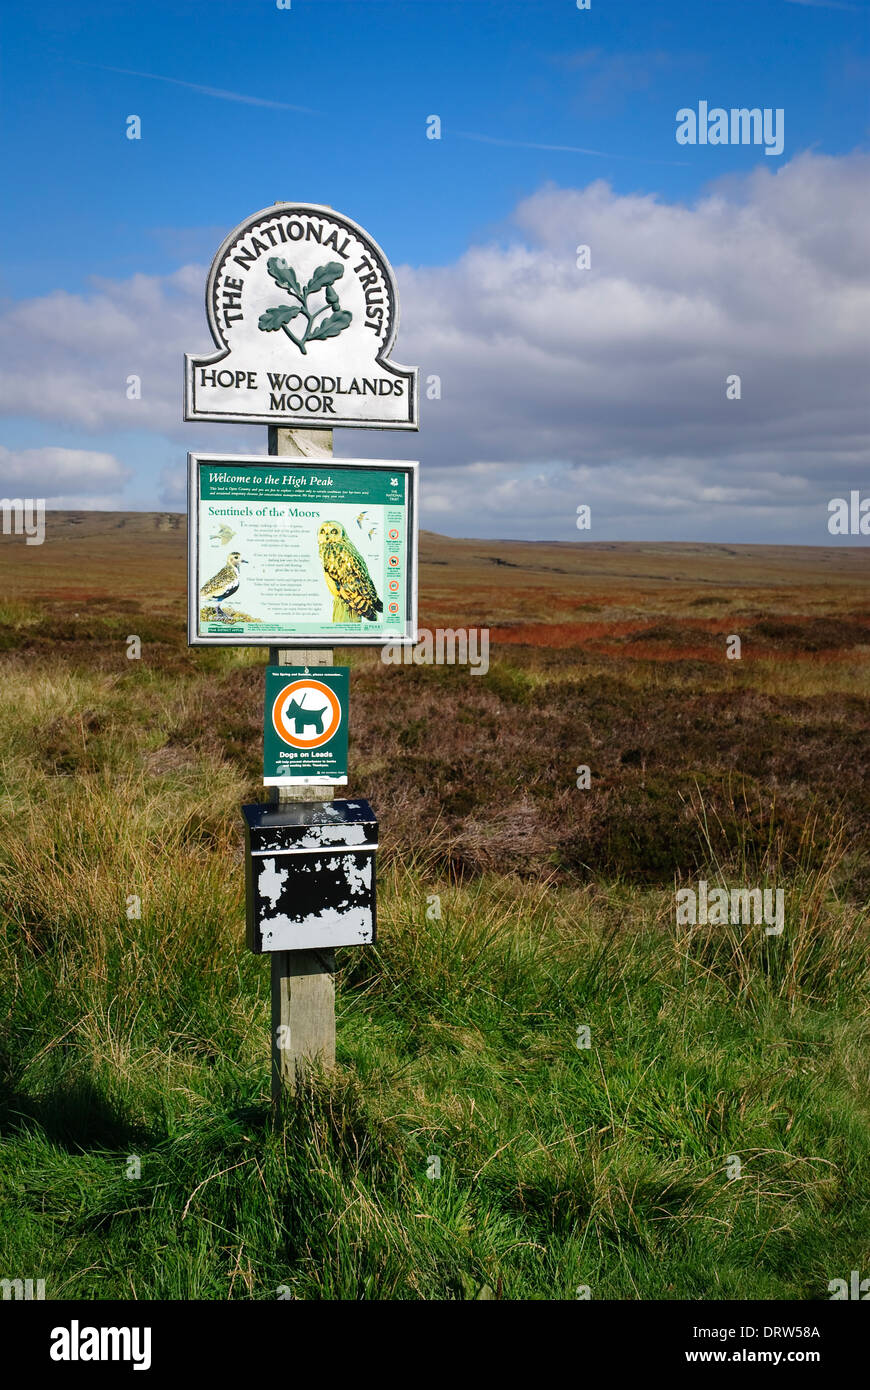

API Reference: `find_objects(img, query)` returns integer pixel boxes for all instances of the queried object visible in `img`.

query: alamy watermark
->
[675,880,785,936]
[1,1277,44,1300]
[676,103,784,157]
[50,1322,151,1370]
[381,628,489,675]
[828,1270,869,1300]
[828,491,869,536]
[1,498,45,545]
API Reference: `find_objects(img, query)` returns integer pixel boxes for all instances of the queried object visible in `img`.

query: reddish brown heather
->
[1,514,867,892]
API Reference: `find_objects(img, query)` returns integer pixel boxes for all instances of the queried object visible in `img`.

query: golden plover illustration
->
[201,551,247,619]
[210,523,236,546]
[355,510,369,529]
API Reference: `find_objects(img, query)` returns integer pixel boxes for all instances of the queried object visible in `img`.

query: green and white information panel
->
[264,666,349,785]
[188,453,418,646]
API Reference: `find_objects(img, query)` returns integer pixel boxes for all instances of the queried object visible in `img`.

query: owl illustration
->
[317,520,383,623]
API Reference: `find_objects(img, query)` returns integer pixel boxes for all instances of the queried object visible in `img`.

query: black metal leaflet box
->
[242,800,377,953]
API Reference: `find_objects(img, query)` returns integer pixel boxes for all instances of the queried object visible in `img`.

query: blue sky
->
[1,0,868,541]
[2,0,866,291]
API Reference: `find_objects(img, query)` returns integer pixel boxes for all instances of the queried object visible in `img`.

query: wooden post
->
[269,424,337,1104]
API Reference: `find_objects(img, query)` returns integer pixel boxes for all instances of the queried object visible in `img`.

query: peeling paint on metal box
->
[242,799,377,952]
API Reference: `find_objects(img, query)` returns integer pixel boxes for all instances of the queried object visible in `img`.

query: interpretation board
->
[184,203,418,430]
[264,665,349,786]
[188,452,418,646]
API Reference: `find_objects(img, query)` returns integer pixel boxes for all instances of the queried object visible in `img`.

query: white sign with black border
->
[184,203,418,430]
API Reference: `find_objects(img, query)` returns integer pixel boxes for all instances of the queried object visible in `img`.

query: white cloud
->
[1,150,867,540]
[158,465,187,507]
[0,266,204,431]
[394,150,870,538]
[0,446,132,507]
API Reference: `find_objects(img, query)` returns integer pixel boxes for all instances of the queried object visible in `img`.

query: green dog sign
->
[263,665,349,786]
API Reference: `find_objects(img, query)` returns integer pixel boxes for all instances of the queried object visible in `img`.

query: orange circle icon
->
[272,679,341,749]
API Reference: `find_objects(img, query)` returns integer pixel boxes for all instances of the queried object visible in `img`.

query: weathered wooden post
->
[269,421,336,1098]
[184,201,419,1109]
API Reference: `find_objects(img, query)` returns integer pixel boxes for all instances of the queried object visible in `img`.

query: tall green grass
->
[0,740,867,1299]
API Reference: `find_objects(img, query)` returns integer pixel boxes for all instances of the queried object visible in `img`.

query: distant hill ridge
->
[14,513,866,564]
